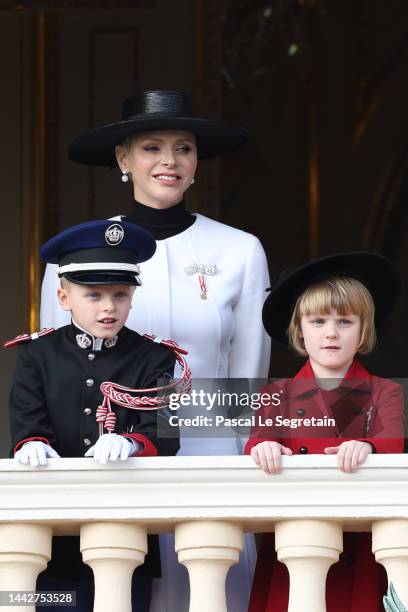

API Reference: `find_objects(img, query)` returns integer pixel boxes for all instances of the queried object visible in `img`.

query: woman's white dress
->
[40,212,271,611]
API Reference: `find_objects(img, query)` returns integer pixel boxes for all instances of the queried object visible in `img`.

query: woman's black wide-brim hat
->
[262,252,402,344]
[68,90,248,166]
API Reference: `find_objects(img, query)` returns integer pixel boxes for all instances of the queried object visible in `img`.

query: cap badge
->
[76,333,92,349]
[105,223,124,246]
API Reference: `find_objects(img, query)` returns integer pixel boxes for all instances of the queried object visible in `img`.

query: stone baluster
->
[275,519,343,612]
[175,520,243,612]
[0,523,52,612]
[81,522,147,612]
[372,519,408,607]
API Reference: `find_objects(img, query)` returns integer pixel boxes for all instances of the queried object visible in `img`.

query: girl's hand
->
[250,441,293,475]
[324,440,373,472]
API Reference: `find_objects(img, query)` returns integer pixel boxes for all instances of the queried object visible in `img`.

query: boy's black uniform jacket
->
[8,323,179,579]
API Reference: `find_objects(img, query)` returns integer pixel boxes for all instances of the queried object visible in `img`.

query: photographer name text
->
[168,415,335,429]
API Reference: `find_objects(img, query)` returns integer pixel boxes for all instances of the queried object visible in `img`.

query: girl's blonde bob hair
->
[288,276,376,356]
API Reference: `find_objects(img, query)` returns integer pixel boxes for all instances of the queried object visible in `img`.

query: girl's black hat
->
[262,252,402,343]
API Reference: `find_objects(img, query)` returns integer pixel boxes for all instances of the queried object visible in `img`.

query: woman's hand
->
[324,440,373,472]
[250,441,293,475]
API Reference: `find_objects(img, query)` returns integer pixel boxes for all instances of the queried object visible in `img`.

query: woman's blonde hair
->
[288,276,376,356]
[122,134,135,152]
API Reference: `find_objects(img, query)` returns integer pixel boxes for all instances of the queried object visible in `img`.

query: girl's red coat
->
[245,359,405,612]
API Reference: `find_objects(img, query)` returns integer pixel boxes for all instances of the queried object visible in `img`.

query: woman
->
[40,90,271,611]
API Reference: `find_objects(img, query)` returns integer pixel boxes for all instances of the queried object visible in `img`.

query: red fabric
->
[246,359,405,612]
[249,533,388,612]
[122,433,158,457]
[246,359,404,455]
[13,436,51,454]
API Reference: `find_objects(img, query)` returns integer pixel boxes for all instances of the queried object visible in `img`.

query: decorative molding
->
[352,11,408,148]
[23,11,60,331]
[362,154,408,251]
[28,11,47,332]
[18,12,27,332]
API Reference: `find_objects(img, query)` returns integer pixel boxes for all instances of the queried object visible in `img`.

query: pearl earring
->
[121,171,129,183]
[191,177,195,184]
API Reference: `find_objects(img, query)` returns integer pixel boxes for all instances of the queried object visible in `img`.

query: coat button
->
[83,438,92,446]
[296,409,305,416]
[88,353,95,361]
[345,553,354,565]
[86,378,94,387]
[84,408,92,416]
[353,407,362,415]
[299,446,308,454]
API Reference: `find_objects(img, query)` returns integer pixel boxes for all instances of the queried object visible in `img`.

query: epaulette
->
[4,328,55,349]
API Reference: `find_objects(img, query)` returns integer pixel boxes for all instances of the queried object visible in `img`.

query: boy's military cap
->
[40,219,156,285]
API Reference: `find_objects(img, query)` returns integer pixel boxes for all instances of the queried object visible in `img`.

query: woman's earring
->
[121,171,129,183]
[191,177,195,184]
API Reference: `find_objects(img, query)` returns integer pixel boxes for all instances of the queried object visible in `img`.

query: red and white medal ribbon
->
[198,274,207,300]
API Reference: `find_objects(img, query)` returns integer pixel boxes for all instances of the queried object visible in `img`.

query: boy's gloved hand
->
[14,441,60,467]
[84,433,140,464]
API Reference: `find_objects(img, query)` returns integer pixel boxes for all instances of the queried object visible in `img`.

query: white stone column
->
[81,522,147,612]
[372,519,408,607]
[0,523,52,612]
[275,519,343,612]
[175,520,243,612]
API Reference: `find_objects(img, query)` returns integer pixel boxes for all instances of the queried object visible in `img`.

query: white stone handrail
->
[0,454,407,611]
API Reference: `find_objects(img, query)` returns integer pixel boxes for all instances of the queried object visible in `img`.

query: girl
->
[246,252,404,612]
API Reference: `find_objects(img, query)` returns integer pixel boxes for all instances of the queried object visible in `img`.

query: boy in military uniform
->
[6,219,180,611]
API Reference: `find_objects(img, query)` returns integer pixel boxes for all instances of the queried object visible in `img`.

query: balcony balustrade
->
[0,454,408,612]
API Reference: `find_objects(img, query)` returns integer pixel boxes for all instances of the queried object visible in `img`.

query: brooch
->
[184,263,217,300]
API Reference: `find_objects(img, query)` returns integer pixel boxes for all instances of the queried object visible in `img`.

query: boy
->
[6,219,180,611]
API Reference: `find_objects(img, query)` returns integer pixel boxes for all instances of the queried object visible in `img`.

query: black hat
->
[262,252,402,343]
[41,220,156,285]
[68,90,248,166]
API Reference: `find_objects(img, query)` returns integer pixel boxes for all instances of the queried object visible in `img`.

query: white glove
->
[84,434,140,464]
[14,441,60,467]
